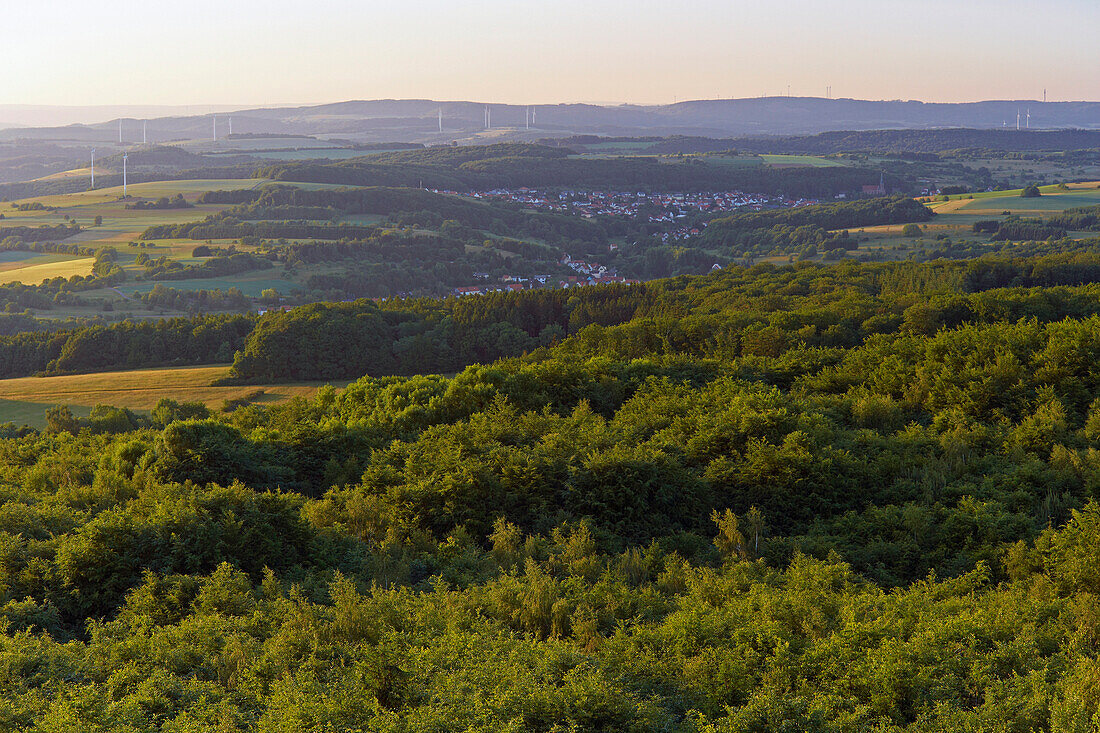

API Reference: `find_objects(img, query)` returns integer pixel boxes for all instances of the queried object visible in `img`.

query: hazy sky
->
[4,0,1097,106]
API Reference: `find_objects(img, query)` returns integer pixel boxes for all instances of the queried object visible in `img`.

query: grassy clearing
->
[338,214,386,225]
[0,400,91,428]
[0,365,342,427]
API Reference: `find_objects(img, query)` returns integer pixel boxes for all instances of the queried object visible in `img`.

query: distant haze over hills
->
[2,97,1099,144]
[0,104,250,128]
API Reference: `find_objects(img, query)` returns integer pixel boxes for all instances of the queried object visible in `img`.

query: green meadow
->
[957,189,1100,214]
[759,154,846,167]
[113,273,297,297]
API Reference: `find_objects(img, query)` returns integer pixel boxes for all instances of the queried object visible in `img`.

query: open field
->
[113,271,298,297]
[0,179,275,285]
[179,137,338,153]
[759,154,845,168]
[580,141,656,152]
[338,213,386,225]
[3,178,268,210]
[694,155,766,168]
[0,179,264,256]
[938,182,1100,202]
[0,399,91,428]
[0,250,58,266]
[0,176,381,297]
[208,148,368,161]
[0,364,343,427]
[854,186,1100,255]
[0,256,94,284]
[957,190,1100,214]
[34,166,110,182]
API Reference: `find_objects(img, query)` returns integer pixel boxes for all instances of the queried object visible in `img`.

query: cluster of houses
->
[433,186,832,299]
[452,256,638,297]
[659,225,705,243]
[430,187,815,222]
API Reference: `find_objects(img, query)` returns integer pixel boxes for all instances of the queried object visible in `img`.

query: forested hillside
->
[6,251,1100,728]
[9,242,1100,382]
[258,143,900,196]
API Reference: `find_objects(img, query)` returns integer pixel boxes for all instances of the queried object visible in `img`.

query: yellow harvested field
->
[0,257,95,284]
[924,199,971,214]
[34,166,109,181]
[13,179,269,208]
[0,365,344,426]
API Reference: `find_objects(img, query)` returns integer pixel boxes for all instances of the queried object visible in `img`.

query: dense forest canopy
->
[4,247,1100,727]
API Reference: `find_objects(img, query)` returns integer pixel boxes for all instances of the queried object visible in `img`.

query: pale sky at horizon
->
[4,0,1097,107]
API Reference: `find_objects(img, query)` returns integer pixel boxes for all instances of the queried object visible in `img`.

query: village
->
[435,187,820,297]
[432,187,818,222]
[453,253,641,297]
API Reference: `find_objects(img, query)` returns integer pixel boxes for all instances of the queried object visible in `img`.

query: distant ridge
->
[0,104,249,128]
[2,97,1099,143]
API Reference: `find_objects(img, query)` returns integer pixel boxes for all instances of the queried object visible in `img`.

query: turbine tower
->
[90,149,95,190]
[122,153,128,197]
[438,108,443,133]
[143,120,147,144]
[1017,109,1021,130]
[213,115,217,141]
[229,117,233,136]
[1027,108,1031,129]
[118,119,122,143]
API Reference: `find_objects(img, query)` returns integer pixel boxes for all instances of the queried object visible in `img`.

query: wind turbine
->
[122,153,128,197]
